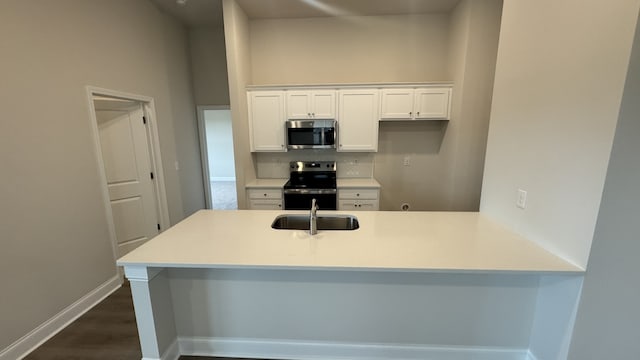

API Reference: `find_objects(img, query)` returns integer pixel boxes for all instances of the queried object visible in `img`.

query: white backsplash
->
[256,151,374,179]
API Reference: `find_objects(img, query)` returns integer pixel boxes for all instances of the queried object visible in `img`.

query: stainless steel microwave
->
[286,119,337,150]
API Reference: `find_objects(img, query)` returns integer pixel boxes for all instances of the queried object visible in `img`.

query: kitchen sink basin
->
[271,214,359,231]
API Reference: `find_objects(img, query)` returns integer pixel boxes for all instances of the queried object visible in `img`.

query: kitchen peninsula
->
[118,210,583,360]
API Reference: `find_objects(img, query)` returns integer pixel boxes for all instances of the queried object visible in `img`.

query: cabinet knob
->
[308,113,311,117]
[409,111,412,116]
[263,193,267,197]
[356,193,360,196]
[312,113,315,117]
[278,204,281,208]
[417,111,420,116]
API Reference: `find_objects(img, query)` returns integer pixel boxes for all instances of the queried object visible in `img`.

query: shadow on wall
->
[374,121,450,211]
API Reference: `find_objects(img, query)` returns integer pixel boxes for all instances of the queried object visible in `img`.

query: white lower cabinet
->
[247,188,282,210]
[338,188,379,211]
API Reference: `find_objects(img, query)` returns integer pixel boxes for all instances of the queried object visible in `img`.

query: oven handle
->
[283,189,337,195]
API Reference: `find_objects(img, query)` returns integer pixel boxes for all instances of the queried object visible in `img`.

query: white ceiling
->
[150,0,460,28]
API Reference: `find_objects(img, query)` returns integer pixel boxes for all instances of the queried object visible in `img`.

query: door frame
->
[197,105,233,209]
[86,86,171,262]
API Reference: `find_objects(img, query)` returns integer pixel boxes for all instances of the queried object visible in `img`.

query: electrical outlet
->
[516,189,527,209]
[403,155,411,166]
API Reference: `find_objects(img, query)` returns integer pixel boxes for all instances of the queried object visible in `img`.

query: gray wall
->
[480,0,640,268]
[374,0,502,211]
[223,0,257,209]
[0,0,201,351]
[189,27,230,105]
[568,10,640,359]
[169,269,540,349]
[205,110,236,179]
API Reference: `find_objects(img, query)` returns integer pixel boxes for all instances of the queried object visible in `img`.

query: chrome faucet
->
[309,198,318,235]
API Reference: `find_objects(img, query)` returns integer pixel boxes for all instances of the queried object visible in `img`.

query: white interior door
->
[96,104,159,257]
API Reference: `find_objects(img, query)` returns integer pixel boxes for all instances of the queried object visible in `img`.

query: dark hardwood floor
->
[25,281,255,360]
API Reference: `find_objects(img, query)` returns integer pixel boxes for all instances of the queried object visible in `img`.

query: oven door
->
[283,189,337,210]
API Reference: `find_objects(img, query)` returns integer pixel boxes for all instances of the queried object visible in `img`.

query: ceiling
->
[150,0,224,27]
[150,0,460,28]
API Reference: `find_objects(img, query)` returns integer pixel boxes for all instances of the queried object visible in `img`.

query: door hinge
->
[142,116,147,124]
[157,223,161,231]
[150,172,154,180]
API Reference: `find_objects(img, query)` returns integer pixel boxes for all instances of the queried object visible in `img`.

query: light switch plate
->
[516,189,527,209]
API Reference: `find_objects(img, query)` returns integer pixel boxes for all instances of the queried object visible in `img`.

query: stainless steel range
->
[283,161,337,210]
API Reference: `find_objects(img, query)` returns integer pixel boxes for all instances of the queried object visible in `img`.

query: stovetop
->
[284,161,337,190]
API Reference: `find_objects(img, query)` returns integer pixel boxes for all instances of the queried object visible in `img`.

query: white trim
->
[142,101,171,231]
[197,106,212,209]
[124,266,163,282]
[142,339,180,360]
[178,337,529,360]
[85,86,171,257]
[0,275,121,360]
[246,82,454,91]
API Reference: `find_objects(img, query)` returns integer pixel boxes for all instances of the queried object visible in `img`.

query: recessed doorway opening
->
[198,106,238,210]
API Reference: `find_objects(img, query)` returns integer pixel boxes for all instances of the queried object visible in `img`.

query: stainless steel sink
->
[271,214,359,231]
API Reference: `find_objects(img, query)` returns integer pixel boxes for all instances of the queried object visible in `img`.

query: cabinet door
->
[248,199,282,210]
[247,189,282,200]
[248,91,286,152]
[414,88,451,119]
[286,91,312,119]
[337,89,379,152]
[380,89,414,119]
[311,90,336,119]
[338,200,379,211]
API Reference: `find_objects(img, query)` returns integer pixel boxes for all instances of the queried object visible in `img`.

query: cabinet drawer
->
[247,189,282,200]
[338,199,379,211]
[339,189,378,200]
[248,199,282,210]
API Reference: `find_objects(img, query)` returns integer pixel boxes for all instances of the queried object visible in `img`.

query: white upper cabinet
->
[247,90,286,152]
[379,88,415,119]
[380,87,452,120]
[337,89,379,152]
[414,88,452,119]
[286,90,336,119]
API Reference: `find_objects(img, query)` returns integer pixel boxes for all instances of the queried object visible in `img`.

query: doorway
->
[197,106,238,210]
[87,87,170,259]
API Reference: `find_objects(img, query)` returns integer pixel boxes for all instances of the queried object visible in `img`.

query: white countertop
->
[117,210,582,273]
[337,178,380,188]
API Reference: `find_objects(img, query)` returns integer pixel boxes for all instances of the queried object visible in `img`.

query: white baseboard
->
[0,274,122,360]
[179,337,529,360]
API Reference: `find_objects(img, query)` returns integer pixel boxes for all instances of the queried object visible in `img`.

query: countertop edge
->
[116,261,585,275]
